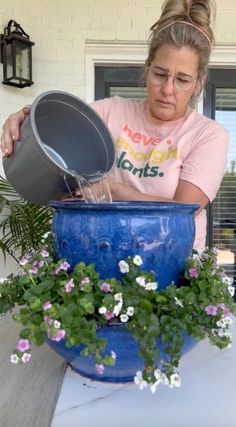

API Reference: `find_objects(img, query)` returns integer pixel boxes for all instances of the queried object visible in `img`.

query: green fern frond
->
[0,175,52,262]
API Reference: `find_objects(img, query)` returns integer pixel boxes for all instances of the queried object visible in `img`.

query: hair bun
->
[150,0,215,46]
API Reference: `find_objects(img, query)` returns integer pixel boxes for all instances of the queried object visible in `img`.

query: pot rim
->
[49,200,200,212]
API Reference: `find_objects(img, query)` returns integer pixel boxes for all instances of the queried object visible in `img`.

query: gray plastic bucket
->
[3,91,116,205]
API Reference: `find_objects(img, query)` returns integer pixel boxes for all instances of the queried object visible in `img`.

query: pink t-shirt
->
[91,96,229,250]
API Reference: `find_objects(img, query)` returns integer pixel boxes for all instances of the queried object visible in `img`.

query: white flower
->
[217,329,225,338]
[174,297,184,308]
[136,276,146,287]
[170,372,181,388]
[211,247,219,255]
[145,282,158,291]
[192,253,202,262]
[118,260,129,274]
[223,331,232,339]
[53,320,61,329]
[127,306,134,316]
[133,255,143,266]
[216,318,226,328]
[224,317,233,326]
[114,293,123,302]
[22,352,32,363]
[10,354,19,364]
[113,301,123,317]
[222,275,233,286]
[161,373,169,385]
[228,285,235,297]
[154,369,161,380]
[120,314,129,323]
[217,329,232,339]
[134,371,147,390]
[41,231,51,242]
[150,379,161,394]
[98,306,107,314]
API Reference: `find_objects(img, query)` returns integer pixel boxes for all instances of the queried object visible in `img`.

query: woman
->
[0,0,228,251]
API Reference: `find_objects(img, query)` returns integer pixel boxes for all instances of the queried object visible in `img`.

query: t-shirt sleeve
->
[90,97,114,122]
[180,121,229,202]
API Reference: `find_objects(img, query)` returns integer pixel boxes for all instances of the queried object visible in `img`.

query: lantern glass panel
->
[6,43,13,79]
[15,41,30,80]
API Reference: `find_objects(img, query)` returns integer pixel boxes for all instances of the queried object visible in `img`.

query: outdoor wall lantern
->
[0,20,34,88]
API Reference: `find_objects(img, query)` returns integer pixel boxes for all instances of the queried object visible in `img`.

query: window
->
[95,66,146,100]
[204,69,236,284]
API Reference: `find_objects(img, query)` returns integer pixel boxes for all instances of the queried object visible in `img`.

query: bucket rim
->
[29,90,116,177]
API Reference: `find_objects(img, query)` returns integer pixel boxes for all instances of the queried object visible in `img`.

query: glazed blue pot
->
[50,201,199,289]
[47,324,196,382]
[48,200,199,382]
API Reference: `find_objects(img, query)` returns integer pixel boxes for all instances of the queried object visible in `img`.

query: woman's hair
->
[144,0,216,99]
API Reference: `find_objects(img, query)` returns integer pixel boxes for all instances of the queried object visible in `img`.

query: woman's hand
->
[107,177,148,201]
[1,106,30,156]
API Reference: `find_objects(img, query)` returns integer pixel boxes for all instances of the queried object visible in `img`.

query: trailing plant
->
[0,244,235,393]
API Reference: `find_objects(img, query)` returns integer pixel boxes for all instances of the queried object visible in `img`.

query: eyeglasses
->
[148,67,197,92]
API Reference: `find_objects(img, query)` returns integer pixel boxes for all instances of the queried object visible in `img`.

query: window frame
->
[85,41,236,103]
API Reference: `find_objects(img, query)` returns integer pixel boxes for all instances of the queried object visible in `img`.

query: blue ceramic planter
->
[47,324,197,382]
[50,201,199,289]
[48,200,199,382]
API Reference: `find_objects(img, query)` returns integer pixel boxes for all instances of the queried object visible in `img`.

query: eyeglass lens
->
[149,67,195,91]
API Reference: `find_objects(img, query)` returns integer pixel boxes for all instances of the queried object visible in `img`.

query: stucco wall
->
[0,0,236,276]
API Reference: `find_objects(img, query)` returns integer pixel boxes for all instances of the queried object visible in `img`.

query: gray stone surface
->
[0,312,66,427]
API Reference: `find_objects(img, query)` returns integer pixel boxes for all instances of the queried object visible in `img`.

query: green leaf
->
[0,175,52,262]
[79,295,95,314]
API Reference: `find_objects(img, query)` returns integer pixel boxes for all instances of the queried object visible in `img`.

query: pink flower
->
[19,270,26,276]
[218,303,231,318]
[80,276,91,290]
[65,279,75,293]
[38,259,45,268]
[104,310,114,320]
[51,329,66,342]
[43,301,52,311]
[44,316,53,324]
[17,338,31,352]
[41,248,49,257]
[29,266,38,274]
[22,353,32,363]
[81,276,90,284]
[54,261,70,274]
[189,267,199,278]
[60,262,70,271]
[95,364,105,375]
[205,305,218,316]
[19,257,29,266]
[100,282,111,293]
[79,277,90,290]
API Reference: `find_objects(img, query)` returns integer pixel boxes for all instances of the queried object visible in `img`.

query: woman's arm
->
[108,177,208,215]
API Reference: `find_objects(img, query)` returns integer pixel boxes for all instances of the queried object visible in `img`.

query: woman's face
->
[146,45,200,122]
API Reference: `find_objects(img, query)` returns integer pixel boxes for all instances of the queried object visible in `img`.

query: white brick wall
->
[0,0,235,276]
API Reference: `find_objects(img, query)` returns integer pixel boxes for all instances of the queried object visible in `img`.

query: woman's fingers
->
[1,106,30,156]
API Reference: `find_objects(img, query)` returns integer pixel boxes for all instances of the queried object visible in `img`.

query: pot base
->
[47,325,197,383]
